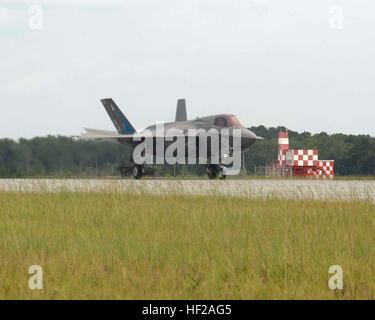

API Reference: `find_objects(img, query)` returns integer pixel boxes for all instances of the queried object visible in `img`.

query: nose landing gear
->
[206,164,226,180]
[218,167,226,180]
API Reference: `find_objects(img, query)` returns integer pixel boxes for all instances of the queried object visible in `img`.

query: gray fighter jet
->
[80,98,262,179]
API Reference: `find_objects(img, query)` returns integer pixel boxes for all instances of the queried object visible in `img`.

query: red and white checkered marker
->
[278,131,289,166]
[286,149,319,167]
[275,130,334,177]
[318,160,335,177]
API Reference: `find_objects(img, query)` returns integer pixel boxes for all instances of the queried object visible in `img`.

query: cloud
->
[2,70,58,95]
[1,0,374,139]
[2,0,269,14]
[2,0,131,6]
[0,6,27,31]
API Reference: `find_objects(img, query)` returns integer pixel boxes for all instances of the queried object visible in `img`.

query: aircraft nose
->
[241,128,262,147]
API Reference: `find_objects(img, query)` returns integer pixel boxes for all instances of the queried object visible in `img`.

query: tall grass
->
[0,192,374,299]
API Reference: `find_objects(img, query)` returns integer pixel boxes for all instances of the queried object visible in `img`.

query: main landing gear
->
[206,164,226,180]
[132,164,144,179]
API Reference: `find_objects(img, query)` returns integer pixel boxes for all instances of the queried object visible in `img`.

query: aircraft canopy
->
[213,114,242,128]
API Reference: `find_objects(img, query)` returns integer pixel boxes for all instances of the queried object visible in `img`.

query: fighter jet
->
[80,98,262,179]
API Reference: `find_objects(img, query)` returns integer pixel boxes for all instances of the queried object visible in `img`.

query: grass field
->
[0,191,374,299]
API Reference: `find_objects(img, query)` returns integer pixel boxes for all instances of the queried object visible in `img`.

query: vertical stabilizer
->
[175,99,187,122]
[101,98,136,134]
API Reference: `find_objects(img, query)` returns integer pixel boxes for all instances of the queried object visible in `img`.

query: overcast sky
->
[1,0,374,139]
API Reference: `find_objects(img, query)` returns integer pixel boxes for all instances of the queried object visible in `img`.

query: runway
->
[1,178,375,201]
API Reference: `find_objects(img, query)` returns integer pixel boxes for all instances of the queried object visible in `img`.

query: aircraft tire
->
[218,168,226,180]
[132,165,143,179]
[206,165,218,179]
[207,171,217,179]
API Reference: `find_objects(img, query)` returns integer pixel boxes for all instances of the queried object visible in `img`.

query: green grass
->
[0,192,374,299]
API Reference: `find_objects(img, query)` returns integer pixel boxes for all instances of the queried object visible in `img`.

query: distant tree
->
[0,129,374,177]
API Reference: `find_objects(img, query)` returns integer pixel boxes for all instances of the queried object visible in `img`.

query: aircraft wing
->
[80,128,198,140]
[83,127,118,135]
[80,128,135,143]
[80,133,135,140]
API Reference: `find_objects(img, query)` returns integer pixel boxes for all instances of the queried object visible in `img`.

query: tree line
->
[0,126,374,178]
[246,126,375,175]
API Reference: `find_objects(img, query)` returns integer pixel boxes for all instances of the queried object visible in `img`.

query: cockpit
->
[213,114,242,128]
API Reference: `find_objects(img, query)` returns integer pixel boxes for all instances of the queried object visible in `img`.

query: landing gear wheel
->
[132,165,143,179]
[206,165,218,179]
[218,167,226,180]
